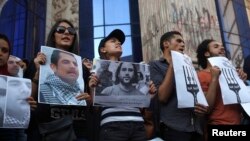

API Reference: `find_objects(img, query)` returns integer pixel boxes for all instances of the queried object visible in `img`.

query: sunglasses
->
[82,58,92,63]
[0,47,9,53]
[55,26,76,35]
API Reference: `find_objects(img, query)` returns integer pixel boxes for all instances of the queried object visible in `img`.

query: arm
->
[27,96,37,110]
[149,60,175,103]
[198,66,220,109]
[148,81,157,98]
[157,63,174,103]
[236,68,247,81]
[31,52,46,100]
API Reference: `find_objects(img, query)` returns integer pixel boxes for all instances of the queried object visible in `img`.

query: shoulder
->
[149,58,167,68]
[101,85,115,95]
[148,59,160,66]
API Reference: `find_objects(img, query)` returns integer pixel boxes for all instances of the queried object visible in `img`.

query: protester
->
[149,31,208,141]
[196,39,248,140]
[0,33,36,141]
[89,29,157,141]
[25,19,92,141]
[39,49,85,105]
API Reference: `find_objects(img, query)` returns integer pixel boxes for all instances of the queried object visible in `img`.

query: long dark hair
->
[46,19,79,54]
[115,62,138,84]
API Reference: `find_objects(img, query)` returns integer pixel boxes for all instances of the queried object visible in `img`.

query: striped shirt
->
[100,107,144,126]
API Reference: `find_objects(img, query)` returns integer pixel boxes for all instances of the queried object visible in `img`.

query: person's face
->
[7,77,31,116]
[118,62,134,85]
[7,56,20,76]
[165,34,185,54]
[54,22,75,51]
[102,37,122,59]
[0,39,10,67]
[206,41,225,57]
[51,52,79,84]
[82,58,92,70]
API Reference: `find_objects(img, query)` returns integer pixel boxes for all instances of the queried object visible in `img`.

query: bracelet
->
[32,78,39,85]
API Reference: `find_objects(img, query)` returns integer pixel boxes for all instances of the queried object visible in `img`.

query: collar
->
[159,57,169,65]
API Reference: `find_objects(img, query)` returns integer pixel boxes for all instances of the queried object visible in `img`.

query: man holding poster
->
[196,39,247,126]
[149,31,208,141]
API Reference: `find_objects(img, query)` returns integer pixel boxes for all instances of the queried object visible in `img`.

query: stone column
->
[46,0,79,41]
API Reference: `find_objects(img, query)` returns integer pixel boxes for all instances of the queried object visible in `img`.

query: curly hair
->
[196,39,215,69]
[115,62,138,85]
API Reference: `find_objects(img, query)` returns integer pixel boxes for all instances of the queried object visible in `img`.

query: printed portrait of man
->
[4,76,31,128]
[101,62,144,96]
[94,60,151,107]
[39,47,85,105]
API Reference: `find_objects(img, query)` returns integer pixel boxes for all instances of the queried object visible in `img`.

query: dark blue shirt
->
[149,58,204,134]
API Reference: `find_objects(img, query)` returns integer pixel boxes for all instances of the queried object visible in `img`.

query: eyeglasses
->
[55,26,76,35]
[0,47,9,53]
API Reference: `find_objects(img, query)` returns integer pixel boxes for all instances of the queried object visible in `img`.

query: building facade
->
[0,0,249,67]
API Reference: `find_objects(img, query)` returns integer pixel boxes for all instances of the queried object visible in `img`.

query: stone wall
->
[46,0,79,42]
[138,0,221,63]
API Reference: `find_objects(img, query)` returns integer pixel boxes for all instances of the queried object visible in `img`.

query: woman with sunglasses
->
[25,19,93,141]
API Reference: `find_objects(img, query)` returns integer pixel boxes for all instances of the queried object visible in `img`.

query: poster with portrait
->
[171,51,208,108]
[93,59,151,107]
[208,56,250,105]
[38,46,86,106]
[0,75,31,128]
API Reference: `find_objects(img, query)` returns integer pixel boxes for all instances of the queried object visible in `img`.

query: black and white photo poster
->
[208,56,250,104]
[38,46,86,106]
[0,75,31,128]
[93,59,151,107]
[171,51,208,108]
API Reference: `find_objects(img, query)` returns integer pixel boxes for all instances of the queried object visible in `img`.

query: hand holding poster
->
[208,56,250,104]
[0,75,31,128]
[38,46,86,106]
[171,51,208,108]
[93,59,151,107]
